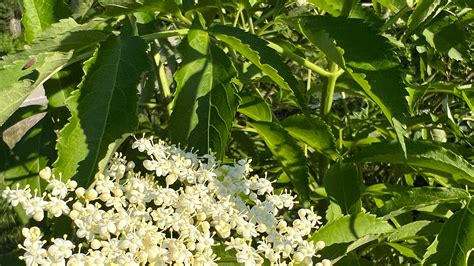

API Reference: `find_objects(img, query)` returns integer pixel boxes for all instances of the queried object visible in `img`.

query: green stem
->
[267,41,344,78]
[234,8,242,27]
[318,61,340,181]
[175,12,192,26]
[141,29,189,42]
[247,10,255,34]
[256,20,274,35]
[320,61,339,117]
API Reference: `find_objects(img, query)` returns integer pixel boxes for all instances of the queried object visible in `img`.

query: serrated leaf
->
[379,187,470,218]
[324,163,361,215]
[311,213,393,259]
[0,115,56,193]
[0,51,73,127]
[387,220,442,242]
[348,140,474,186]
[281,114,338,160]
[422,14,470,61]
[423,198,474,266]
[297,16,408,123]
[19,0,70,42]
[169,28,238,159]
[210,25,307,112]
[238,94,272,122]
[0,18,109,127]
[406,0,449,34]
[249,121,310,202]
[53,35,149,187]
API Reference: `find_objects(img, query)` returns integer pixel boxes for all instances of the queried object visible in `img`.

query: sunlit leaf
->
[423,198,474,265]
[348,140,474,186]
[210,25,307,112]
[53,35,149,186]
[379,187,470,218]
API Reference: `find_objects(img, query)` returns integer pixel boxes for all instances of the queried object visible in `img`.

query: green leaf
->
[0,51,73,127]
[238,94,272,122]
[19,0,70,42]
[210,25,307,112]
[0,18,109,127]
[347,140,474,186]
[387,220,442,242]
[324,163,361,215]
[249,121,310,202]
[379,187,470,218]
[406,0,449,35]
[387,242,423,261]
[0,115,56,193]
[423,198,474,266]
[53,35,149,187]
[98,0,180,16]
[422,14,470,61]
[69,0,95,19]
[297,16,408,122]
[306,0,383,25]
[310,213,393,259]
[169,27,238,159]
[281,114,338,160]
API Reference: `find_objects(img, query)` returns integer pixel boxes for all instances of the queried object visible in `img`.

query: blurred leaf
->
[422,14,470,61]
[306,0,383,25]
[250,121,310,202]
[0,115,56,192]
[324,163,361,215]
[98,0,180,16]
[69,0,95,19]
[281,114,338,160]
[297,16,408,123]
[406,0,449,34]
[379,187,469,218]
[19,0,70,42]
[238,94,272,122]
[348,140,474,186]
[387,220,442,242]
[210,25,307,112]
[386,242,423,261]
[169,27,238,159]
[311,213,393,258]
[423,198,474,265]
[53,35,149,187]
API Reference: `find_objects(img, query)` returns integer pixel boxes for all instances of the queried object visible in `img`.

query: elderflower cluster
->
[2,137,330,265]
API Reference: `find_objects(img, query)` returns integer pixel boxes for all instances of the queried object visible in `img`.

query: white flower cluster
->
[2,137,330,266]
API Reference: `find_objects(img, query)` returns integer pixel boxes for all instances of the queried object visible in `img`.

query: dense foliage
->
[0,0,473,264]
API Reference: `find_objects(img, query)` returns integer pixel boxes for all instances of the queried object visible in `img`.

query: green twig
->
[267,41,343,78]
